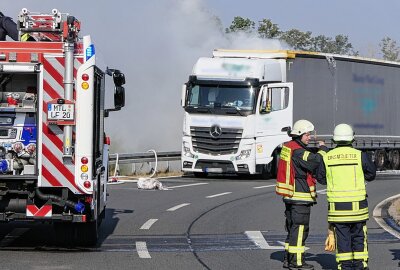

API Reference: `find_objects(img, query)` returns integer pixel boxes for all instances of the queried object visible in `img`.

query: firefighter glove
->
[324,228,335,252]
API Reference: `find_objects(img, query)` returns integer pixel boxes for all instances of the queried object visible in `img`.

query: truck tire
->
[374,150,387,171]
[388,150,400,170]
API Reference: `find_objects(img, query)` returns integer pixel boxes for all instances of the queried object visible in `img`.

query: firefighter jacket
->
[276,139,328,205]
[316,145,376,222]
[0,15,18,41]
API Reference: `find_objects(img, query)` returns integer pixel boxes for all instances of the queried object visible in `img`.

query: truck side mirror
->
[105,68,126,117]
[113,71,125,87]
[181,84,187,107]
[114,86,125,110]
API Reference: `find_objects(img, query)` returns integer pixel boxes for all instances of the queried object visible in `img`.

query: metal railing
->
[109,151,181,164]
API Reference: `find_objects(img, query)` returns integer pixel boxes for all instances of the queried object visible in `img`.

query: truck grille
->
[190,126,242,155]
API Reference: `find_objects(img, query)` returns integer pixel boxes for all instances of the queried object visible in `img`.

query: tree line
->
[225,16,400,61]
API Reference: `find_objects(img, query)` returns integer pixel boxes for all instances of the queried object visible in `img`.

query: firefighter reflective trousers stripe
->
[284,203,311,266]
[332,222,368,270]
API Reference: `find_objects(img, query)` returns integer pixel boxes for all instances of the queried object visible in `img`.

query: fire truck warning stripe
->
[43,80,61,100]
[43,65,64,95]
[54,57,82,78]
[43,57,64,87]
[42,144,80,190]
[42,122,63,151]
[35,205,52,217]
[42,157,77,192]
[41,166,63,187]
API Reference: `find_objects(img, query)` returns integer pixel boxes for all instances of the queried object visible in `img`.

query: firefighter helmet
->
[290,120,314,136]
[333,123,354,143]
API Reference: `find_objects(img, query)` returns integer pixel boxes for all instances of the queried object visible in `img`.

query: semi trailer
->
[0,9,126,245]
[181,49,400,177]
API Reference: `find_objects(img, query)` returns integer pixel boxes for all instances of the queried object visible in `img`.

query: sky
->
[2,0,399,153]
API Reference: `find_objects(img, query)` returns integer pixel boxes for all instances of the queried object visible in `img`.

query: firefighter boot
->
[288,255,314,270]
[283,250,289,268]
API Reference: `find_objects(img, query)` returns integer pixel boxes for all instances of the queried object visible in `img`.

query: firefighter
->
[276,119,328,270]
[0,12,18,41]
[315,124,376,270]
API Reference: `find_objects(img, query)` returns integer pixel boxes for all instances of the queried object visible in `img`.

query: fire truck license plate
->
[47,104,75,121]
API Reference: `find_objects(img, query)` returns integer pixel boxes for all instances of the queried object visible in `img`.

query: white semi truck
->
[181,49,400,177]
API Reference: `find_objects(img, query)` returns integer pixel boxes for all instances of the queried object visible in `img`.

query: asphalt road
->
[0,174,398,270]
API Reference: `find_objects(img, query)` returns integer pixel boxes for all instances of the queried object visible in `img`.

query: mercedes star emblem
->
[210,125,222,138]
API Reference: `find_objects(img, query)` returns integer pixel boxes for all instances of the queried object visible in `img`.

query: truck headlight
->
[183,142,194,158]
[236,149,251,160]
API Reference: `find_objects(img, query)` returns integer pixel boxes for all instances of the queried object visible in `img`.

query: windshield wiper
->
[220,105,245,116]
[187,105,213,114]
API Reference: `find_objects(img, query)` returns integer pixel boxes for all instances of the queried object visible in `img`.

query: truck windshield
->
[187,84,255,114]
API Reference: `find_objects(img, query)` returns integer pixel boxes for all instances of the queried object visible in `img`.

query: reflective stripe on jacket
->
[276,140,316,203]
[323,146,368,222]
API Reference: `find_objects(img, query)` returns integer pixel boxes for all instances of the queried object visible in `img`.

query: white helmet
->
[333,123,354,143]
[290,120,314,136]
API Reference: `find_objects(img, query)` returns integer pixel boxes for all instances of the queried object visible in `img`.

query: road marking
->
[317,189,327,194]
[253,184,275,189]
[245,231,283,250]
[167,203,191,211]
[167,183,209,189]
[206,192,232,198]
[136,241,151,258]
[140,219,158,230]
[0,228,30,247]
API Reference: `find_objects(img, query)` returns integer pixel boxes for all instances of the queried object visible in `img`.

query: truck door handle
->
[281,126,291,132]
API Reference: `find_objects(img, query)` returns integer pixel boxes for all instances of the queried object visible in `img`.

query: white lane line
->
[253,184,275,189]
[317,189,327,194]
[245,231,283,250]
[206,192,232,198]
[140,219,158,230]
[0,228,30,247]
[167,183,209,189]
[166,203,191,211]
[136,241,151,258]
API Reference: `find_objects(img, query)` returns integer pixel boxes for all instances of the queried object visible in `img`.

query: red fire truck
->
[0,8,125,245]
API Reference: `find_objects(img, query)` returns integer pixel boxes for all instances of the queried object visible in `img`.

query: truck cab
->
[181,50,292,177]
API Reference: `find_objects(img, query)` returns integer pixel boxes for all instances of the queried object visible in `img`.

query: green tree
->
[380,37,400,61]
[257,19,281,39]
[225,16,255,34]
[332,35,356,55]
[311,34,357,55]
[280,29,313,51]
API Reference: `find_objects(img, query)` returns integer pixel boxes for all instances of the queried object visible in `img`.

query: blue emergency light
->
[85,44,95,61]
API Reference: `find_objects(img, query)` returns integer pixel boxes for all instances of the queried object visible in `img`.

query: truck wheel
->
[194,172,208,178]
[374,150,387,171]
[389,150,400,170]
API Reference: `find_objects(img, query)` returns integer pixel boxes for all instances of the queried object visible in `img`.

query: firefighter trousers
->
[332,222,368,270]
[284,203,311,266]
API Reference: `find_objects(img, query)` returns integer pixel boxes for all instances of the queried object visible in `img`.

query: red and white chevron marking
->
[41,56,84,194]
[26,204,52,217]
